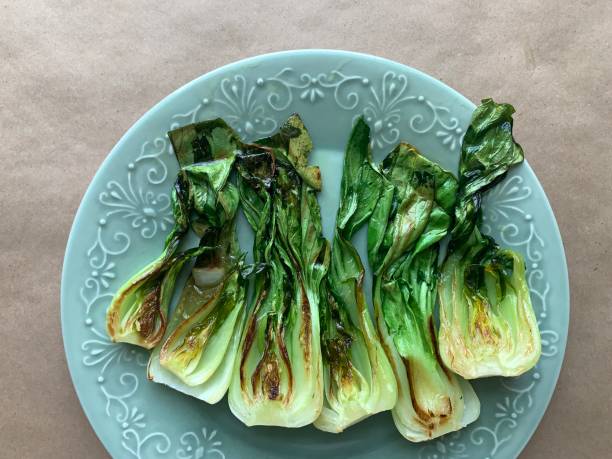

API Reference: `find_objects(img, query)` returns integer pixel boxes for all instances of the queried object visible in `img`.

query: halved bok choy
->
[105,175,191,349]
[368,143,480,441]
[147,120,246,403]
[314,118,397,433]
[438,99,541,379]
[228,115,327,427]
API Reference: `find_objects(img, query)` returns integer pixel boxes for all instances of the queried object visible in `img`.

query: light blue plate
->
[61,50,569,459]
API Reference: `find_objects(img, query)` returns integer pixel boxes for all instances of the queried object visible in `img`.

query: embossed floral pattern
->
[70,63,564,459]
[361,71,414,148]
[419,432,469,459]
[215,75,276,139]
[264,68,367,110]
[82,328,148,376]
[177,429,225,459]
[99,180,172,239]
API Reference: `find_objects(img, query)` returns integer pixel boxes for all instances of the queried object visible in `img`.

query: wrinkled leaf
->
[168,119,240,167]
[368,142,479,441]
[256,114,321,190]
[228,118,326,428]
[146,120,246,403]
[439,99,540,378]
[450,99,524,245]
[315,118,397,433]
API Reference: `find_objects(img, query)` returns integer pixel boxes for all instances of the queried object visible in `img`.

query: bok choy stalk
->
[147,120,247,403]
[314,118,396,433]
[106,175,191,349]
[228,115,327,427]
[368,143,480,441]
[438,99,541,379]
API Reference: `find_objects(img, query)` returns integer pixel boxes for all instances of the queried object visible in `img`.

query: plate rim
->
[61,48,570,458]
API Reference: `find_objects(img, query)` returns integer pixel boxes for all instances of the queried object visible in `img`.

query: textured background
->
[2,0,611,457]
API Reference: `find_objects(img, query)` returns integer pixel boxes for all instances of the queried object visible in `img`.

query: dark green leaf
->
[451,99,524,245]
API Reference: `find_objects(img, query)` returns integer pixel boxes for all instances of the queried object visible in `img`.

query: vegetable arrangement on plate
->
[106,99,541,441]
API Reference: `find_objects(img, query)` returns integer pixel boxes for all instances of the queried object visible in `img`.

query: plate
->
[61,50,569,459]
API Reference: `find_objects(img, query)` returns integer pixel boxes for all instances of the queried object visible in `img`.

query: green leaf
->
[335,118,386,238]
[229,117,326,428]
[450,99,524,245]
[256,114,321,190]
[367,141,479,441]
[314,118,397,434]
[168,119,240,167]
[182,157,236,227]
[438,99,540,380]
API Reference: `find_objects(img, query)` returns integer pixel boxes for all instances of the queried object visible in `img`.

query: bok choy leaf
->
[438,99,541,378]
[105,175,191,349]
[314,118,397,433]
[368,142,480,441]
[228,115,327,427]
[147,120,246,403]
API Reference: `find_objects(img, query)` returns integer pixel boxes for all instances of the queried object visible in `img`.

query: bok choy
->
[438,99,541,379]
[314,118,397,433]
[106,175,191,349]
[147,120,247,403]
[368,142,480,441]
[228,115,327,427]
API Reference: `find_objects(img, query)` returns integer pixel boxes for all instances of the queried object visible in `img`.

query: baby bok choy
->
[368,143,479,441]
[105,175,192,349]
[228,115,327,427]
[438,99,541,379]
[147,120,247,403]
[314,118,396,433]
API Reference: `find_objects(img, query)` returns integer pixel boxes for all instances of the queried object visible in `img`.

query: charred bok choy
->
[438,99,541,379]
[228,115,327,427]
[315,118,396,433]
[147,120,247,403]
[368,142,479,441]
[105,174,192,349]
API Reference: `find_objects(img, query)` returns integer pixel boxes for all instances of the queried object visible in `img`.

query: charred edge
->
[429,316,452,381]
[240,285,267,383]
[159,287,223,362]
[108,276,146,335]
[106,309,117,337]
[299,282,312,364]
[138,284,164,344]
[239,314,259,392]
[250,335,268,396]
[277,325,293,403]
[373,292,402,395]
[239,317,264,396]
[251,320,278,399]
[405,359,435,432]
[405,358,453,432]
[283,238,311,366]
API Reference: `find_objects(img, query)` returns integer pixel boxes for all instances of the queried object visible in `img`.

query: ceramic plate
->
[61,50,569,459]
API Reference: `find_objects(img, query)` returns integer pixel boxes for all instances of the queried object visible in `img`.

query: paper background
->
[2,1,611,457]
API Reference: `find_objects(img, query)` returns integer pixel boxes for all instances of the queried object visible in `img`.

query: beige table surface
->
[2,1,611,457]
